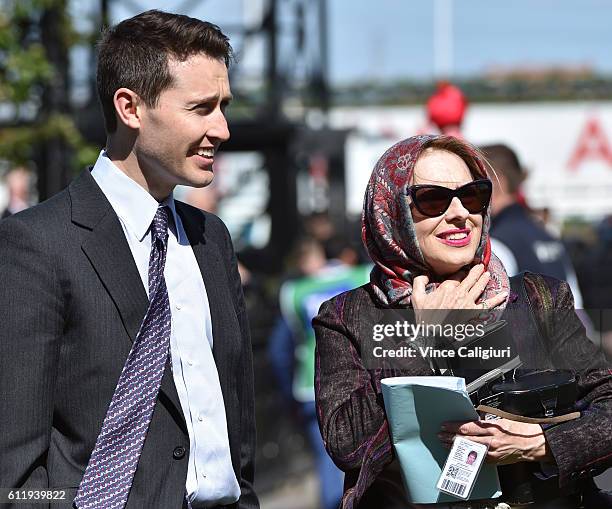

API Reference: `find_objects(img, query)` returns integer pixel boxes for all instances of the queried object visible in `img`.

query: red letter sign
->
[567,117,612,170]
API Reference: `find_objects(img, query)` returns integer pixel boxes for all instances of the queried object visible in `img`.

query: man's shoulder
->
[175,199,216,220]
[0,188,71,231]
[175,200,231,249]
[174,199,228,237]
[0,166,105,230]
[0,190,74,263]
[493,204,553,242]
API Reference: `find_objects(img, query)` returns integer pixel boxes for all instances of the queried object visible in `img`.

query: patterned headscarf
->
[361,134,509,308]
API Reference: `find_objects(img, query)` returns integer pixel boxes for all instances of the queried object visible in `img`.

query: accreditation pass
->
[436,436,488,499]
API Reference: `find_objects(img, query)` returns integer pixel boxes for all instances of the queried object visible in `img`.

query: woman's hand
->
[411,264,507,324]
[438,419,554,465]
[412,263,506,310]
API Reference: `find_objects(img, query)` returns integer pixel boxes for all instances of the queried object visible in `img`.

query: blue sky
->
[91,0,612,85]
[328,0,612,83]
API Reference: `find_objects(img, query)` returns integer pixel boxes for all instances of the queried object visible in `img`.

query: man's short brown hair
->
[97,9,233,133]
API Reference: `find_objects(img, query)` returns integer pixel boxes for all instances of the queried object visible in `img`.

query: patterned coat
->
[313,272,612,508]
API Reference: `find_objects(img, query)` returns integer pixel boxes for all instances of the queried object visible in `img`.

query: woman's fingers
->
[438,279,460,290]
[458,264,485,293]
[413,268,508,311]
[412,275,429,303]
[482,291,509,309]
[467,270,490,301]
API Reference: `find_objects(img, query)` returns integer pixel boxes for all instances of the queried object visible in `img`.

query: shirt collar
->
[91,150,186,243]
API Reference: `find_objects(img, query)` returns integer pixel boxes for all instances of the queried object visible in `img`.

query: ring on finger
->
[481,301,488,310]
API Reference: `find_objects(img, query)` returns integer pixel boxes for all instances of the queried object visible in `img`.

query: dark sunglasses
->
[406,179,492,217]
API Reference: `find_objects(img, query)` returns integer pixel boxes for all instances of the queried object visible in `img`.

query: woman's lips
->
[436,229,471,247]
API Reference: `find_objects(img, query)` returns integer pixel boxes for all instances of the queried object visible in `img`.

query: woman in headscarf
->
[313,135,612,509]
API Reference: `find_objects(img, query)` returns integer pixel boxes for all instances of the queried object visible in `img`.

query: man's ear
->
[113,88,142,129]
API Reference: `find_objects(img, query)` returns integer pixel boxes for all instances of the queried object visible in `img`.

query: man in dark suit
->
[0,10,258,509]
[481,143,584,307]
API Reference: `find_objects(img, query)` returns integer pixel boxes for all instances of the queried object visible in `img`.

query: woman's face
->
[411,148,483,277]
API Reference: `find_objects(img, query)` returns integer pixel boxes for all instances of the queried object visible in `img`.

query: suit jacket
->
[313,273,612,509]
[0,169,259,509]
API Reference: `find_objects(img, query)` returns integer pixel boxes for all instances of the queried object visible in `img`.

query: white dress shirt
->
[91,150,240,507]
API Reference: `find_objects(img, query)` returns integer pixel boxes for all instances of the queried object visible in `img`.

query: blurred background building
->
[1,0,612,506]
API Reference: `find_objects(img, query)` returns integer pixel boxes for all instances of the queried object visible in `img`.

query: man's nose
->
[209,109,230,143]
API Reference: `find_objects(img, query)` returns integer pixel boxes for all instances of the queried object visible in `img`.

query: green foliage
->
[2,2,60,99]
[0,0,96,171]
[1,44,54,102]
[0,113,98,167]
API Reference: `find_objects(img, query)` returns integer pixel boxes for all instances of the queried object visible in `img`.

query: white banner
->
[331,102,612,221]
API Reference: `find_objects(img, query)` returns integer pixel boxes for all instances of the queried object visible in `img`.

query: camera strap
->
[475,404,580,424]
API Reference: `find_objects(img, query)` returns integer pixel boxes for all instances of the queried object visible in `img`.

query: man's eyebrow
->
[186,93,233,106]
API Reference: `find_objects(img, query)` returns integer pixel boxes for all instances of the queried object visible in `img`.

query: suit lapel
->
[81,211,148,342]
[70,169,185,426]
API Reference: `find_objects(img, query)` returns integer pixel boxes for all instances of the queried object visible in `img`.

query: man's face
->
[135,53,231,198]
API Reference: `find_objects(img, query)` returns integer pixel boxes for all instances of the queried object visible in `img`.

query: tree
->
[0,0,97,200]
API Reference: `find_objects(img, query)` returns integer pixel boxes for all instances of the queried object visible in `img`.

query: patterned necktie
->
[75,205,172,509]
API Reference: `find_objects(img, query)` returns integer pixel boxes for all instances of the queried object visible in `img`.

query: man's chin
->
[186,171,214,188]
